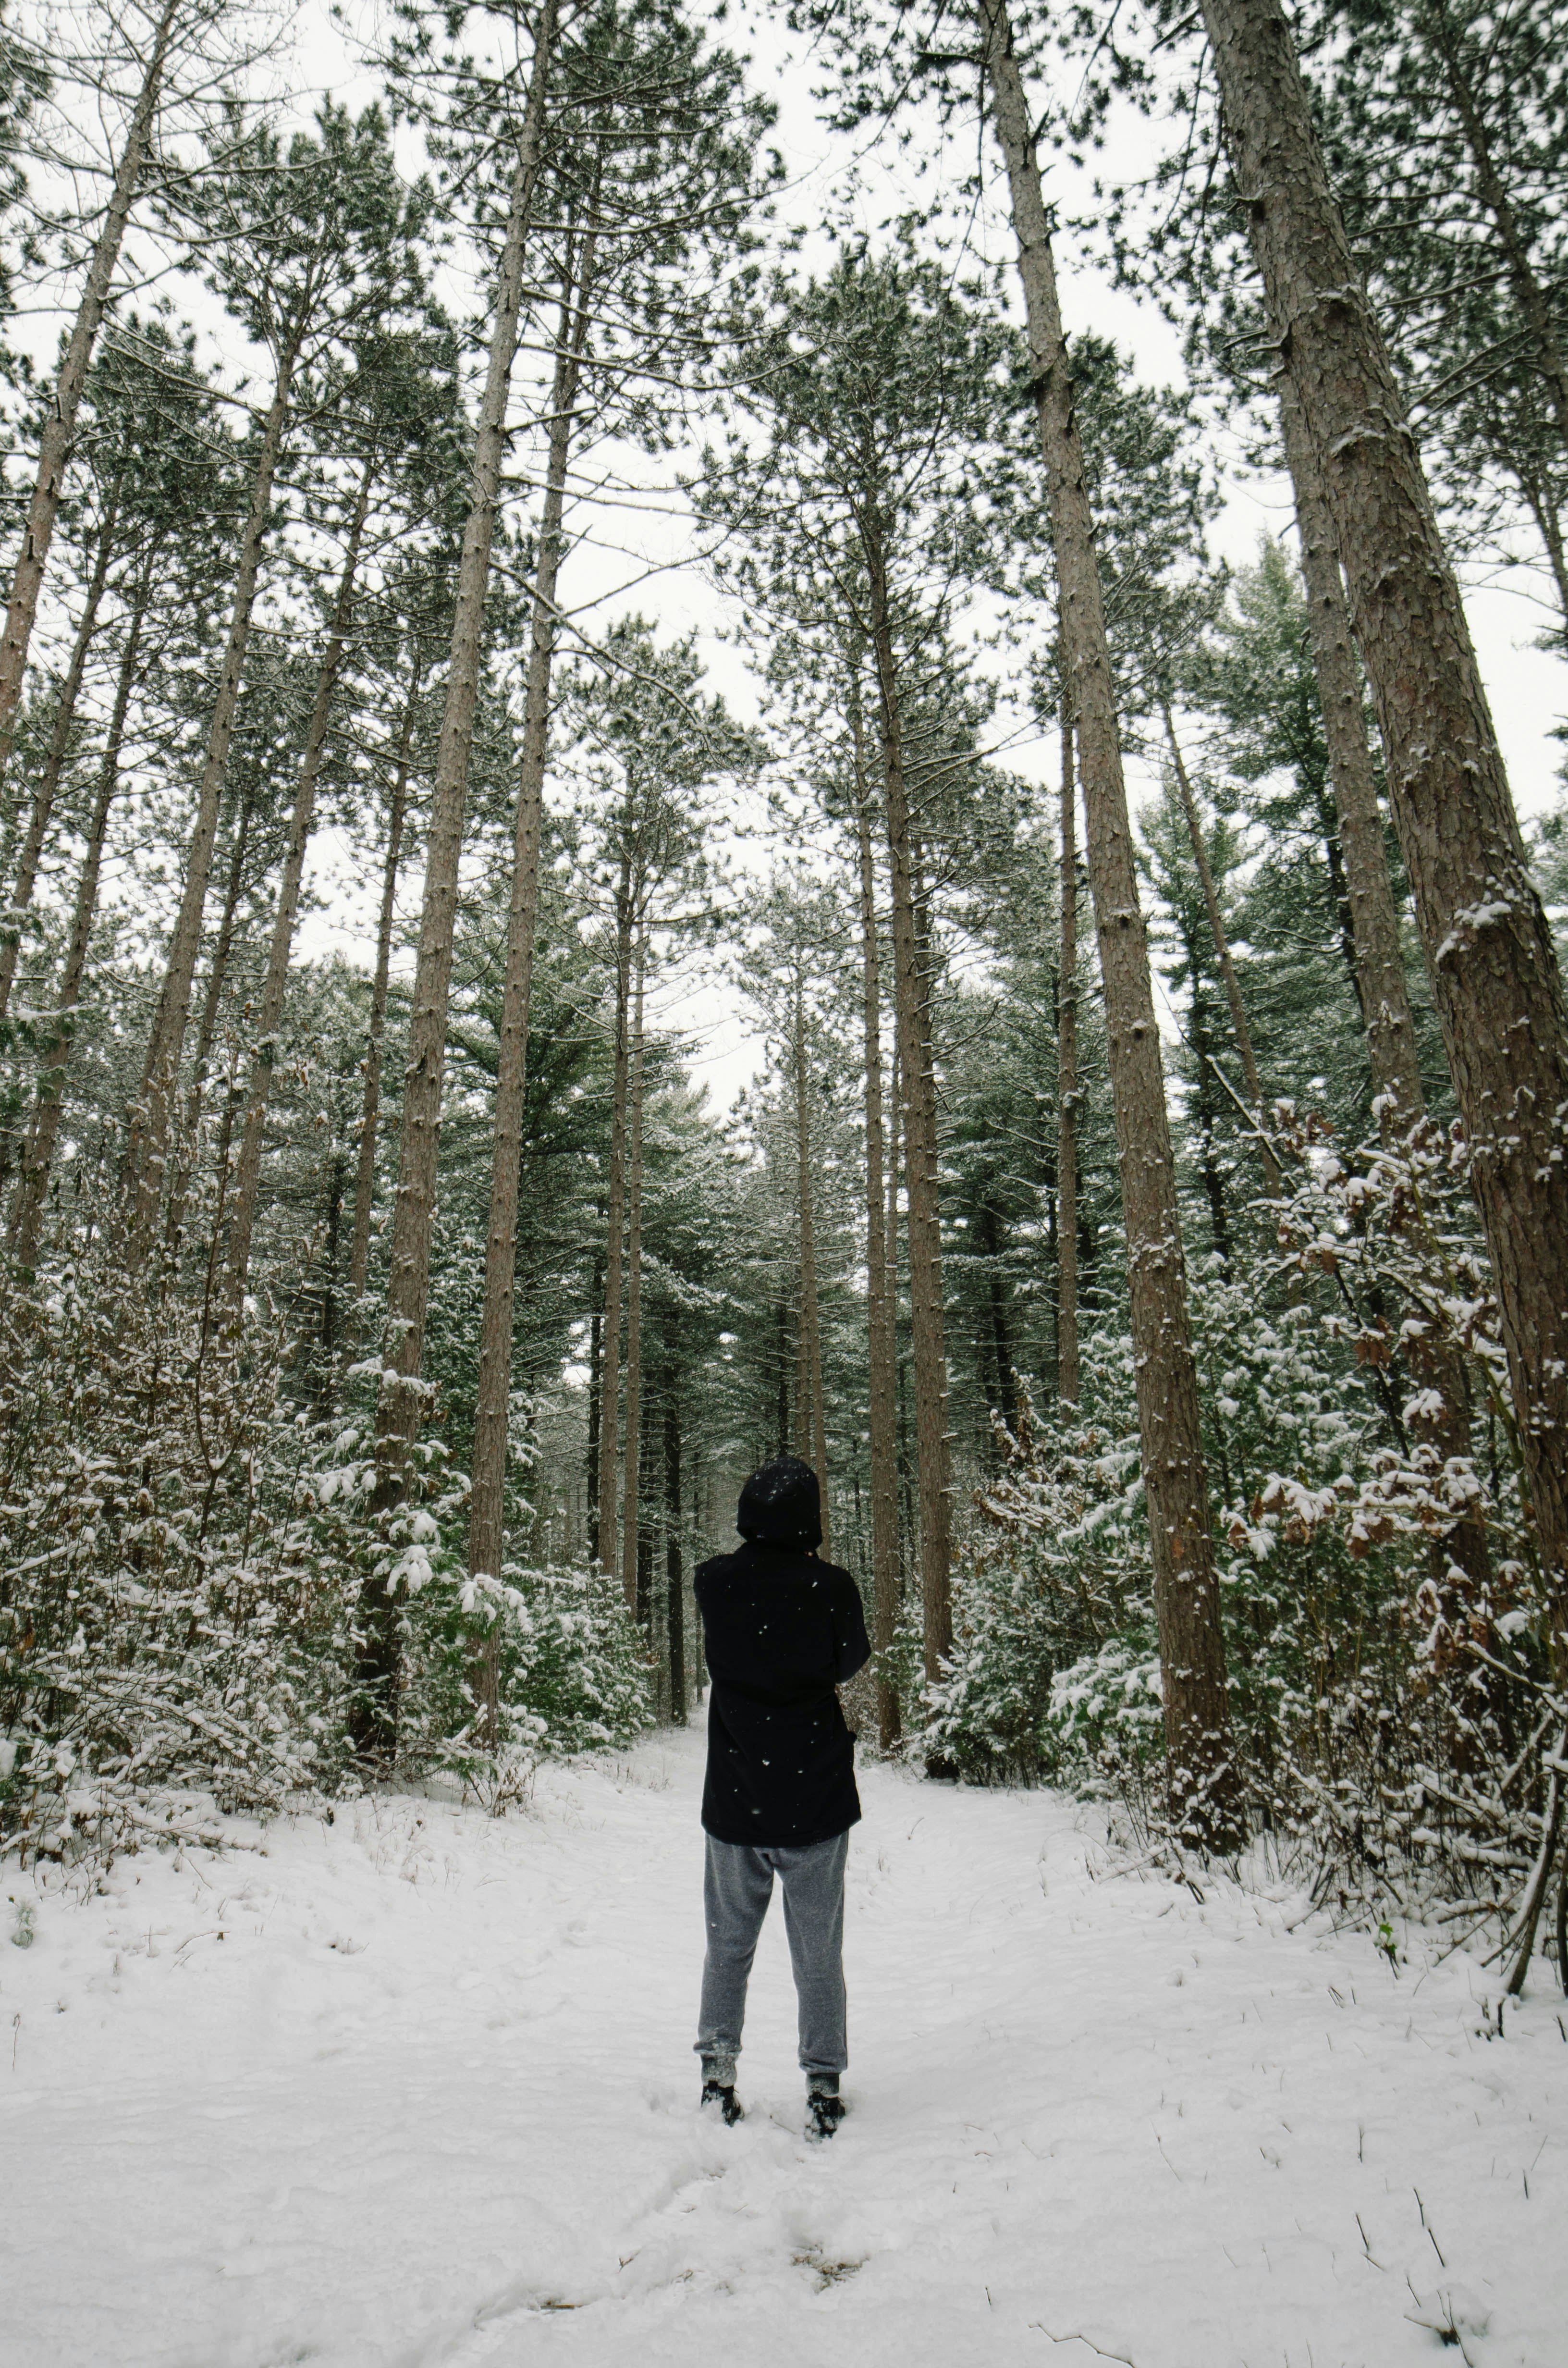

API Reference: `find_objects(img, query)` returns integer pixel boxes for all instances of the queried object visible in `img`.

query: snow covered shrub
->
[0,1242,651,1865]
[931,1111,1561,1945]
[294,1414,653,1781]
[926,1346,1161,1788]
[484,1563,653,1753]
[1219,1111,1555,1921]
[0,1246,341,1861]
[297,1399,473,1776]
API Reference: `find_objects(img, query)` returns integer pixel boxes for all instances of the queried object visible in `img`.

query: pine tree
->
[0,0,183,771]
[127,102,433,1243]
[977,0,1241,1840]
[1197,0,1568,1672]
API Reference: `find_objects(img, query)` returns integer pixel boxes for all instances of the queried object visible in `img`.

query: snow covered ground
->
[4,1713,1566,2368]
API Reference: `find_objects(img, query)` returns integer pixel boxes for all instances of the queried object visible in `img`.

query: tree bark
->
[887,1025,906,1578]
[1277,382,1425,1126]
[596,851,633,1578]
[792,967,831,1544]
[851,667,900,1747]
[1199,0,1568,1666]
[981,0,1239,1842]
[467,241,594,1733]
[355,0,556,1763]
[158,756,258,1264]
[128,330,305,1237]
[0,0,176,771]
[862,520,952,1681]
[0,488,120,1026]
[980,1198,1017,1421]
[226,460,374,1296]
[586,1244,604,1511]
[791,980,809,1462]
[1163,705,1283,1199]
[348,650,420,1310]
[665,1337,686,1725]
[10,580,147,1262]
[1057,690,1080,1407]
[315,1070,351,1395]
[1278,385,1492,1595]
[171,781,255,1223]
[620,935,647,1617]
[1186,956,1235,1270]
[635,1399,653,1637]
[774,1292,790,1455]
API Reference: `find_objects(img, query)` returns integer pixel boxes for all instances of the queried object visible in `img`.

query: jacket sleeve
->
[832,1570,872,1683]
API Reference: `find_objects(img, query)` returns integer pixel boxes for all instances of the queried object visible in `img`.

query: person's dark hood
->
[736,1455,822,1551]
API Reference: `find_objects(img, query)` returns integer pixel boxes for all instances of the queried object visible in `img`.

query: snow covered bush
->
[930,1114,1560,1932]
[1216,1112,1553,1917]
[925,1348,1161,1788]
[0,1246,650,1865]
[480,1563,653,1755]
[0,1246,342,1860]
[306,1409,651,1779]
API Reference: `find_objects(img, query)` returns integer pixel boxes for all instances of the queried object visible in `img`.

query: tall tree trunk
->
[0,487,121,1026]
[10,582,147,1262]
[620,937,647,1617]
[467,240,594,1735]
[792,969,831,1540]
[1308,776,1364,1025]
[665,1337,686,1726]
[862,524,952,1681]
[586,1244,604,1511]
[851,670,900,1747]
[1186,960,1235,1270]
[1279,384,1492,1597]
[128,328,306,1236]
[1163,706,1282,1198]
[348,651,421,1310]
[635,1408,654,1640]
[792,1284,809,1460]
[315,1073,351,1396]
[981,0,1239,1842]
[1057,691,1080,1408]
[1278,383,1424,1126]
[887,1028,906,1581]
[355,0,557,1764]
[1199,0,1568,1671]
[0,0,176,772]
[226,461,374,1297]
[165,779,254,1255]
[980,1199,1016,1419]
[791,982,808,1463]
[596,853,633,1578]
[774,1293,790,1455]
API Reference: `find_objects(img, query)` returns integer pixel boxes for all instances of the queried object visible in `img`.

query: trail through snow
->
[4,1714,1566,2368]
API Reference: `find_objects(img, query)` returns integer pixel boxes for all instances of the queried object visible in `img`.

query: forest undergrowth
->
[930,1109,1566,1980]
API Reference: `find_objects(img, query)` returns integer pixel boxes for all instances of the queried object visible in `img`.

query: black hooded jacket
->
[695,1457,871,1848]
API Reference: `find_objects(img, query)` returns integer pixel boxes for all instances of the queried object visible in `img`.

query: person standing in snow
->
[693,1455,870,2142]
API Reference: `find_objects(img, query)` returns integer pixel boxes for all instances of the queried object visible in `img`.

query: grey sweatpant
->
[695,1828,850,2081]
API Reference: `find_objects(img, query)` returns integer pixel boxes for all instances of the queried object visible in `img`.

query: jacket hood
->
[736,1455,822,1551]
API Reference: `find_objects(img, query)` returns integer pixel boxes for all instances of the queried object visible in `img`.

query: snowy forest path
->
[4,1716,1567,2368]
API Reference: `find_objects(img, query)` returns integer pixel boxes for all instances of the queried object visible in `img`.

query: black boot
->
[700,2079,744,2125]
[700,2058,744,2125]
[806,2073,845,2143]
